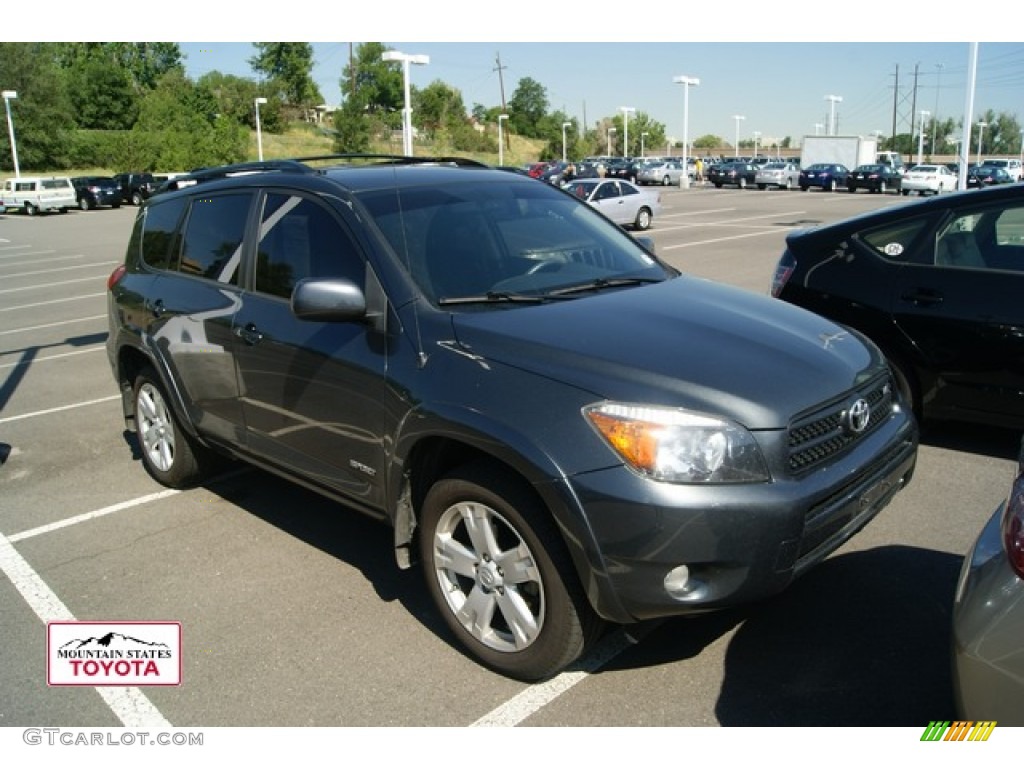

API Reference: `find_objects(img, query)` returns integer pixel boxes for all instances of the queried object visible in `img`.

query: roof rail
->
[291,153,490,169]
[182,160,315,183]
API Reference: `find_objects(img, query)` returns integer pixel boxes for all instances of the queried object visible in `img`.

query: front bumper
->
[952,502,1024,725]
[567,411,917,622]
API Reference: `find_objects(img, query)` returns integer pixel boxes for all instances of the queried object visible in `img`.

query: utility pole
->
[890,64,899,145]
[910,63,920,155]
[494,51,510,151]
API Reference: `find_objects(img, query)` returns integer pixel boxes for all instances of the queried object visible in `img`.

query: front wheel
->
[79,197,91,211]
[662,175,671,186]
[420,463,602,681]
[824,179,834,192]
[634,207,652,231]
[738,177,747,189]
[131,191,143,206]
[879,181,888,194]
[24,203,37,216]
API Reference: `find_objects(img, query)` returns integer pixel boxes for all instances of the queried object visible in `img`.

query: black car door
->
[888,203,1024,424]
[229,189,389,508]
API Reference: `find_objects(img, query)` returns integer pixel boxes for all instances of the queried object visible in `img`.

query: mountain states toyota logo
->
[47,622,181,686]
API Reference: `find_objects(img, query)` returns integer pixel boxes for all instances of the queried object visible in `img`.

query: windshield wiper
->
[438,291,555,306]
[545,276,664,297]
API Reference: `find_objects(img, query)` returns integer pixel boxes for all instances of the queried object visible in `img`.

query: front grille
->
[787,373,894,474]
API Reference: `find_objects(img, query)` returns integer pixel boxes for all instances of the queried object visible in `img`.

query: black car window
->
[176,192,253,284]
[141,196,188,270]
[858,215,931,262]
[254,192,364,300]
[939,204,1024,271]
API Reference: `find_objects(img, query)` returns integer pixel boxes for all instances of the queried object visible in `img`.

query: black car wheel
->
[824,179,835,192]
[24,202,37,216]
[133,367,211,488]
[79,197,91,211]
[879,181,888,194]
[738,177,747,189]
[131,191,143,206]
[420,462,602,681]
[634,207,652,230]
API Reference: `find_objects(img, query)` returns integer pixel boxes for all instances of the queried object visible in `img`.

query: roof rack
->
[181,159,316,183]
[291,153,490,169]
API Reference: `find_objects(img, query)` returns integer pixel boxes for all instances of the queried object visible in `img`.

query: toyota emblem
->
[846,398,871,434]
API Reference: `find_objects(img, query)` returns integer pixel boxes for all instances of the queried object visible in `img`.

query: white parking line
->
[0,394,119,424]
[0,275,107,294]
[662,229,788,251]
[0,255,86,267]
[0,532,172,727]
[0,346,105,370]
[3,261,117,279]
[0,315,105,335]
[9,489,181,542]
[471,624,658,726]
[0,293,105,312]
[0,247,53,257]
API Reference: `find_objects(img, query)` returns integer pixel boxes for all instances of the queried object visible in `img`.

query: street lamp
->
[2,90,20,178]
[732,115,745,157]
[254,97,267,161]
[917,110,930,165]
[824,95,843,136]
[607,126,616,156]
[620,106,635,158]
[381,50,429,156]
[976,121,988,164]
[498,114,509,166]
[640,131,648,158]
[931,63,943,155]
[673,75,699,189]
[561,121,572,162]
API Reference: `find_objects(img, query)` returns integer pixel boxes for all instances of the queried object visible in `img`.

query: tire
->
[758,184,766,190]
[879,181,888,194]
[661,175,671,186]
[419,463,602,681]
[24,203,36,216]
[132,366,211,489]
[634,207,652,231]
[901,190,910,196]
[800,186,808,192]
[847,185,855,193]
[738,177,747,189]
[79,197,91,211]
[824,179,834,192]
[714,183,722,189]
[131,191,143,206]
[783,179,792,190]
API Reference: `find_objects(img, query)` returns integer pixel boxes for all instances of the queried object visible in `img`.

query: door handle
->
[899,290,944,307]
[234,323,264,345]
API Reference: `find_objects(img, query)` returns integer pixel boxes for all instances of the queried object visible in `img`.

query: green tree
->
[507,77,548,138]
[414,80,467,136]
[0,42,76,170]
[333,43,404,152]
[107,42,184,92]
[249,43,322,108]
[199,71,284,133]
[64,53,138,130]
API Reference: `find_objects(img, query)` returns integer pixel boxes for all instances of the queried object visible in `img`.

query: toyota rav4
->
[106,156,918,680]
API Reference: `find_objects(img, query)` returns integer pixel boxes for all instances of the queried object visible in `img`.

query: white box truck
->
[800,135,879,172]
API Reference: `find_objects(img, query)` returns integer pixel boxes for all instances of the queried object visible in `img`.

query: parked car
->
[952,435,1024,726]
[1,175,76,215]
[755,162,801,190]
[606,158,643,183]
[798,163,849,192]
[105,155,917,680]
[708,161,758,189]
[71,176,122,210]
[527,162,550,179]
[900,164,956,196]
[539,161,572,186]
[636,160,685,186]
[772,183,1024,429]
[846,164,903,194]
[562,177,661,230]
[114,172,157,205]
[967,165,1015,188]
[982,157,1023,182]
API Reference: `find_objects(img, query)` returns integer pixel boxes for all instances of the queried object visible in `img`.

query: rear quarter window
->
[140,197,188,270]
[858,216,931,262]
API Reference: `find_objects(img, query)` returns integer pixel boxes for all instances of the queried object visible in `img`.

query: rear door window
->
[175,192,253,284]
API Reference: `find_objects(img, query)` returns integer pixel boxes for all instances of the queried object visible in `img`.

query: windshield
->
[357,177,673,307]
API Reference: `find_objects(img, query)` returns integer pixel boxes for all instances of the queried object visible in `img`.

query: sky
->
[178,41,1023,147]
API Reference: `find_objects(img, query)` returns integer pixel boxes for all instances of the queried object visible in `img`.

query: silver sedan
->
[952,436,1024,726]
[562,178,662,230]
[636,160,685,187]
[755,162,801,190]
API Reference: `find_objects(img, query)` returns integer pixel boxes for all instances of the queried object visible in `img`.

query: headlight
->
[583,403,770,484]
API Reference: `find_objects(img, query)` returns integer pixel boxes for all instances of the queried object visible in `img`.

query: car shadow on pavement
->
[919,420,1022,461]
[712,545,960,725]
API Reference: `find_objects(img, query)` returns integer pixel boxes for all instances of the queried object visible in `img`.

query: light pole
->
[753,131,761,157]
[931,63,943,155]
[732,115,745,157]
[640,131,648,158]
[673,75,699,189]
[381,50,429,156]
[561,121,572,162]
[976,121,988,164]
[254,97,267,161]
[498,114,509,166]
[825,95,843,135]
[2,90,20,178]
[620,106,635,158]
[607,126,616,156]
[917,110,930,165]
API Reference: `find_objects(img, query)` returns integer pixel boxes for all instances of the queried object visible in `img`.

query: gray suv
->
[106,156,918,680]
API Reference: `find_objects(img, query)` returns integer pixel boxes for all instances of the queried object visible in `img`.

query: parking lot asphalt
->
[0,188,1019,740]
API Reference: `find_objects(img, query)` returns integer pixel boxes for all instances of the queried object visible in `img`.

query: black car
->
[114,172,157,206]
[107,156,917,680]
[772,183,1024,430]
[846,164,903,194]
[967,165,1015,188]
[799,163,849,192]
[606,158,643,184]
[707,161,758,189]
[71,176,122,210]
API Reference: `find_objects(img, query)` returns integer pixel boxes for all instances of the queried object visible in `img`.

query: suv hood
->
[448,277,881,429]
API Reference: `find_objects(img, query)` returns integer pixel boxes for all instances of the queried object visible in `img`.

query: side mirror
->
[291,278,366,322]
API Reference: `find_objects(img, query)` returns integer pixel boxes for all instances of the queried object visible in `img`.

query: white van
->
[1,176,76,215]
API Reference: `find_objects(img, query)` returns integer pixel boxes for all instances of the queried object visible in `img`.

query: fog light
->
[664,565,691,595]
